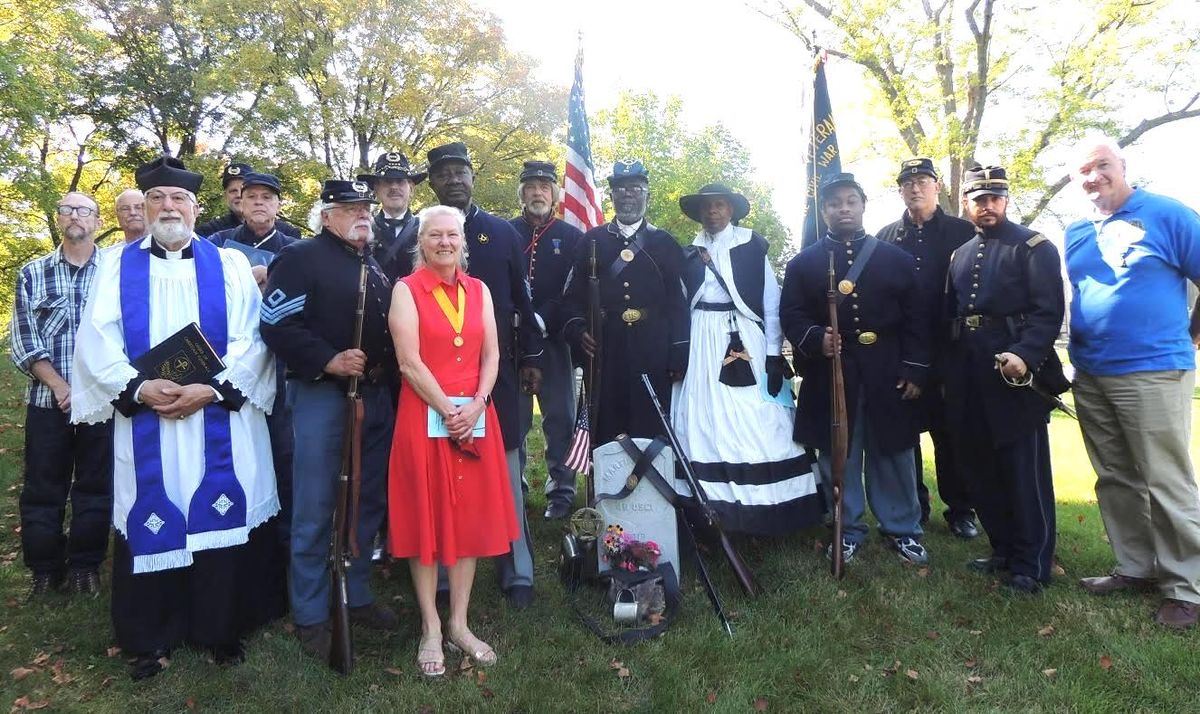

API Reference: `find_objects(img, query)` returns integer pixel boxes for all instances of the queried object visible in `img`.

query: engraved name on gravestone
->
[593,438,679,575]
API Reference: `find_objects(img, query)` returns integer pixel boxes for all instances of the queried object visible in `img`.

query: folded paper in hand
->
[427,396,485,438]
[132,322,225,386]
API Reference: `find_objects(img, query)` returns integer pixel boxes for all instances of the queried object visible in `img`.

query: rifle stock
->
[640,373,762,597]
[827,251,848,580]
[329,249,370,673]
[584,236,603,505]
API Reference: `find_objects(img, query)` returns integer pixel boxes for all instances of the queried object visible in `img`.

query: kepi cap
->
[239,172,282,196]
[426,142,472,172]
[962,165,1009,197]
[896,157,939,184]
[320,179,377,204]
[607,158,649,184]
[519,160,558,183]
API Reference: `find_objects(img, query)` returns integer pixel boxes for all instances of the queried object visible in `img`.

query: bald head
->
[1073,135,1133,215]
[115,189,146,242]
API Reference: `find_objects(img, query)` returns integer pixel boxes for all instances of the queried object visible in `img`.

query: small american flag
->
[560,40,604,232]
[563,384,592,473]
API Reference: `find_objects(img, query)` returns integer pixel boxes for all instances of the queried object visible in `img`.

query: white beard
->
[150,219,192,248]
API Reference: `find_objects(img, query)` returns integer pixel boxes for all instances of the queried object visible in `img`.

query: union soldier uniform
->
[943,166,1066,590]
[259,180,395,631]
[876,157,978,531]
[356,151,427,283]
[196,163,302,239]
[780,173,930,560]
[560,160,689,445]
[209,172,300,552]
[511,160,584,517]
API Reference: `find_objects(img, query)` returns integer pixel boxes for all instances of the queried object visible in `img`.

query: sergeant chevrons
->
[779,231,930,454]
[258,230,394,381]
[559,219,690,445]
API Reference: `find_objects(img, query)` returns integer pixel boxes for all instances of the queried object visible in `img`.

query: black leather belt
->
[955,314,1006,329]
[695,301,734,312]
[840,330,888,345]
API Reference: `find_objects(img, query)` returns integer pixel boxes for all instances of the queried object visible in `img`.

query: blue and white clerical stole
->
[119,239,245,573]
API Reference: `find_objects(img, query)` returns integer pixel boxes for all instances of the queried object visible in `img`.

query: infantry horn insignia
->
[352,181,369,194]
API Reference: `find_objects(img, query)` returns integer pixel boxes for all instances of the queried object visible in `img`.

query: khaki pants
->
[1074,369,1200,603]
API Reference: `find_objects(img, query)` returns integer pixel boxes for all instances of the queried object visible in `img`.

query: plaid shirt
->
[9,245,101,408]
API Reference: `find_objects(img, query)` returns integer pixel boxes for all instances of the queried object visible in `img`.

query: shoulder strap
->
[1025,233,1048,248]
[697,246,765,332]
[595,436,674,505]
[836,236,881,305]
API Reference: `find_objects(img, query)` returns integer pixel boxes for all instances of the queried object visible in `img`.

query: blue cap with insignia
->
[896,157,939,184]
[320,179,377,204]
[819,172,864,199]
[962,165,1009,197]
[221,162,254,187]
[426,142,472,172]
[239,171,283,196]
[607,158,649,185]
[519,160,558,183]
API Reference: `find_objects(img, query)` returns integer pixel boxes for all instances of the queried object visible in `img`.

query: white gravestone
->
[593,438,680,575]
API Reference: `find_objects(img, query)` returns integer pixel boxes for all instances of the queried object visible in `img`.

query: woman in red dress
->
[388,205,518,677]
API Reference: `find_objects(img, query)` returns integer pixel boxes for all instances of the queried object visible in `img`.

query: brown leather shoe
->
[1079,573,1157,595]
[1154,599,1199,630]
[296,622,331,661]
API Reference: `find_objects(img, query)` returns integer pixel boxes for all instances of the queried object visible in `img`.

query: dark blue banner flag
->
[802,50,842,247]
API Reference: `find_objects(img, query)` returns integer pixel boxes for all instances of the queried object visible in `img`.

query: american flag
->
[560,43,604,231]
[563,383,591,473]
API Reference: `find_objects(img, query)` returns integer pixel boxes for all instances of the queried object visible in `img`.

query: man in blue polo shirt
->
[1065,135,1200,630]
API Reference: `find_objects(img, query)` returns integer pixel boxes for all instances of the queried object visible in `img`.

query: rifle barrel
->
[827,250,848,580]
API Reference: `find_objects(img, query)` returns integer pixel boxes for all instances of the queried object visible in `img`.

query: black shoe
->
[349,602,400,631]
[129,649,170,682]
[948,516,980,539]
[295,622,331,662]
[1003,573,1043,594]
[67,569,101,597]
[27,571,64,600]
[212,641,246,666]
[506,585,534,610]
[543,500,572,520]
[967,556,1008,574]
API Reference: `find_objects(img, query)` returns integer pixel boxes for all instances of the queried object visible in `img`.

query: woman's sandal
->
[416,634,446,678]
[446,629,497,666]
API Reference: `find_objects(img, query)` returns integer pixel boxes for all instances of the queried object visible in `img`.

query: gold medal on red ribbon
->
[838,279,854,295]
[620,248,635,262]
[433,282,467,347]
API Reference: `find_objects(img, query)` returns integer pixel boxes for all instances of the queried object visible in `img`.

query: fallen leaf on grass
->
[705,691,717,704]
[480,687,495,699]
[384,667,404,676]
[458,657,474,673]
[836,590,847,598]
[1077,514,1085,524]
[368,684,379,693]
[11,697,50,711]
[967,675,983,684]
[917,567,930,578]
[10,668,34,681]
[185,697,196,710]
[105,646,121,658]
[1037,625,1055,637]
[156,656,171,670]
[964,659,978,668]
[848,674,860,683]
[1099,655,1113,670]
[30,654,49,667]
[475,670,487,685]
[1043,668,1058,678]
[97,676,114,689]
[969,630,984,636]
[926,630,940,640]
[905,669,919,681]
[1052,562,1066,577]
[752,697,768,711]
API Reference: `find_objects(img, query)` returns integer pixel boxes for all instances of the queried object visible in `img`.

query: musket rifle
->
[584,235,603,505]
[827,250,849,580]
[329,244,370,674]
[640,373,762,598]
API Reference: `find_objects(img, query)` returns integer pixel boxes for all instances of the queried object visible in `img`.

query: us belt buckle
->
[964,315,982,329]
[622,308,642,324]
[857,331,877,345]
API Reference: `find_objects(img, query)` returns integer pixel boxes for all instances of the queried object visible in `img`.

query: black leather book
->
[132,322,225,385]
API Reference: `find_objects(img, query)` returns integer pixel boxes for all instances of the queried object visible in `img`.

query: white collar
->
[616,219,643,238]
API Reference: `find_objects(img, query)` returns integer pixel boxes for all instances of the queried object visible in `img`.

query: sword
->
[994,354,1076,419]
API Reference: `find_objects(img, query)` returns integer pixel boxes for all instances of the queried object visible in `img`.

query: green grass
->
[1,362,1199,713]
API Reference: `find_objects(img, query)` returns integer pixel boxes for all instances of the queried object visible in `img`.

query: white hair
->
[411,204,468,270]
[516,177,560,215]
[308,200,334,233]
[1074,133,1126,165]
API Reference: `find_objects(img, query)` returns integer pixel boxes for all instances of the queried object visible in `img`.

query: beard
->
[150,219,192,248]
[525,200,552,218]
[63,224,89,242]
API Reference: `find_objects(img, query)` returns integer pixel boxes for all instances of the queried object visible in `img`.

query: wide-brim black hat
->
[135,156,203,194]
[679,183,751,224]
[357,151,427,186]
[426,142,472,172]
[320,179,378,204]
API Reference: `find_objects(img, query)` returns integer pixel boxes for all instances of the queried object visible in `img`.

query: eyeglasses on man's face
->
[56,205,97,217]
[900,177,937,190]
[612,184,649,196]
[144,190,195,207]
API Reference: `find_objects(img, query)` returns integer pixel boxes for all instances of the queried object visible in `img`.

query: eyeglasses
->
[144,190,195,207]
[612,184,649,195]
[900,177,937,190]
[56,205,96,217]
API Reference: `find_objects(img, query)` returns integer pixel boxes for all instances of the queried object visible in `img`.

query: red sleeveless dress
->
[387,266,518,566]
